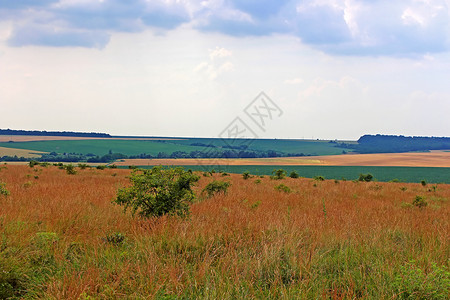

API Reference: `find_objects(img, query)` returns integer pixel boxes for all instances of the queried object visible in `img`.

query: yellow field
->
[116,151,450,167]
[0,135,184,142]
[0,146,47,158]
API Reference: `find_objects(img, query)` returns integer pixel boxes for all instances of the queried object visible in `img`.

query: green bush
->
[271,169,286,180]
[202,180,231,198]
[108,164,117,169]
[96,165,106,170]
[242,171,251,180]
[289,171,299,178]
[393,261,450,299]
[358,173,373,182]
[413,195,428,208]
[0,182,10,197]
[28,160,40,168]
[313,175,325,181]
[114,166,200,218]
[421,180,427,186]
[77,163,89,170]
[103,232,126,246]
[64,164,77,175]
[275,184,291,193]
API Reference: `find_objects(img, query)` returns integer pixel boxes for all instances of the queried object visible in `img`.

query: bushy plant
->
[77,163,88,170]
[289,171,299,178]
[96,165,106,170]
[114,166,200,218]
[64,164,77,175]
[28,160,40,168]
[108,164,117,169]
[202,180,231,198]
[103,232,126,246]
[271,169,286,180]
[393,261,450,299]
[358,173,373,182]
[275,184,291,193]
[0,182,10,197]
[413,195,428,208]
[421,180,427,186]
[313,175,325,181]
[242,171,251,180]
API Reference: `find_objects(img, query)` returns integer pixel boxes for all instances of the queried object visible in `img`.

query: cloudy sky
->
[1,0,449,140]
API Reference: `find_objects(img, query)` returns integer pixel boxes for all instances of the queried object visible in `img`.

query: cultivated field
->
[0,165,448,298]
[0,135,183,142]
[0,146,47,158]
[116,151,450,167]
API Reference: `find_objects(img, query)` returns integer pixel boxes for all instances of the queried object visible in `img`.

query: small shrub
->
[221,172,230,177]
[400,187,408,192]
[289,171,299,178]
[413,195,428,208]
[65,164,77,175]
[255,179,261,184]
[313,175,325,181]
[129,165,137,170]
[28,160,40,168]
[202,180,231,198]
[334,179,340,184]
[114,166,200,218]
[393,261,450,299]
[23,181,33,189]
[242,171,251,180]
[77,163,88,170]
[358,173,373,182]
[96,165,106,170]
[421,180,427,186]
[271,169,286,180]
[0,182,10,197]
[108,164,117,169]
[275,184,291,193]
[202,172,211,177]
[34,175,39,180]
[103,232,126,246]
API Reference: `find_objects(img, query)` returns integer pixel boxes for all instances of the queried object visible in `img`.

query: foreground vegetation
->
[0,165,449,299]
[129,165,450,184]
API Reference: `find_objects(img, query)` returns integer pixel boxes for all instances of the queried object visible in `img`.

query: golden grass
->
[0,165,448,298]
[116,151,450,167]
[0,135,185,142]
[0,146,47,158]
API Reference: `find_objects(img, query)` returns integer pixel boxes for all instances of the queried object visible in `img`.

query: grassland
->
[0,165,449,299]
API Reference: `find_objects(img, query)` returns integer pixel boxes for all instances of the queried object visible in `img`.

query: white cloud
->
[284,78,304,85]
[195,46,234,80]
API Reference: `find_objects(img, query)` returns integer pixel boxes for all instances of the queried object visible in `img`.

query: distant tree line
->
[0,129,110,138]
[1,148,312,163]
[338,134,450,153]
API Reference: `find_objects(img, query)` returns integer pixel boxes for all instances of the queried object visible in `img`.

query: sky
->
[0,0,449,140]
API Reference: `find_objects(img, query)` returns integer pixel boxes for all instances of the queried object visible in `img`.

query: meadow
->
[0,164,449,299]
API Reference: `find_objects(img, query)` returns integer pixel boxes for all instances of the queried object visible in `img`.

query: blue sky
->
[1,0,449,139]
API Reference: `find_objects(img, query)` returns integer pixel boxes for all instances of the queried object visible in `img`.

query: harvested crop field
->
[0,146,47,158]
[0,135,184,142]
[116,151,450,168]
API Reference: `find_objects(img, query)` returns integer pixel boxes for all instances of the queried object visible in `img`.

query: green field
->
[123,165,450,184]
[0,137,350,157]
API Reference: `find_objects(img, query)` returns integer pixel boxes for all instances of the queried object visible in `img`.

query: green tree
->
[202,180,231,198]
[114,166,200,218]
[272,169,286,180]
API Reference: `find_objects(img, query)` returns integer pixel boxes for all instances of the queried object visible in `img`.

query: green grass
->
[0,138,350,157]
[0,140,206,156]
[125,165,450,183]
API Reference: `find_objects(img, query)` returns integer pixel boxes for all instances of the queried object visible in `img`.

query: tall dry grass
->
[0,165,449,299]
